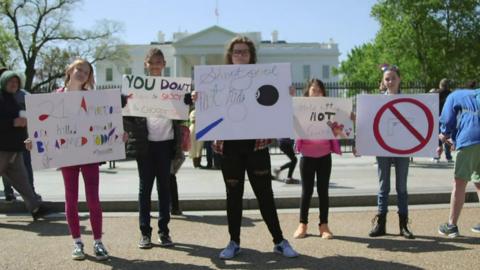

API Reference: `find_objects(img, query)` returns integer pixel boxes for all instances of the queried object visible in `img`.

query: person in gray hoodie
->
[0,70,48,219]
[1,69,41,202]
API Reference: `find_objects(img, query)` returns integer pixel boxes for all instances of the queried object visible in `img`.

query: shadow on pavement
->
[93,255,213,270]
[0,216,90,237]
[170,242,422,270]
[408,162,454,169]
[174,214,262,227]
[329,182,354,189]
[335,234,477,253]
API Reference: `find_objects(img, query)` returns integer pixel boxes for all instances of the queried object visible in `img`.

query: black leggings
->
[279,142,297,178]
[221,147,284,245]
[299,154,332,225]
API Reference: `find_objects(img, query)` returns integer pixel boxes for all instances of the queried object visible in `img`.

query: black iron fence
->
[35,81,434,95]
[292,81,433,97]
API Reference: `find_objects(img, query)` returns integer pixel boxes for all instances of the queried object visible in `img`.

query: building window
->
[124,67,132,75]
[303,65,310,80]
[322,65,330,80]
[164,67,171,77]
[106,68,113,82]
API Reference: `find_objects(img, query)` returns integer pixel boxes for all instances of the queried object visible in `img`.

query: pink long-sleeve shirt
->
[295,139,341,158]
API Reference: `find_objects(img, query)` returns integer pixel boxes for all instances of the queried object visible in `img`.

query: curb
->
[1,191,477,214]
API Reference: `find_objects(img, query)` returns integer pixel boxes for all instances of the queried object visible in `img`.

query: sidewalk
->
[1,205,479,269]
[1,154,478,213]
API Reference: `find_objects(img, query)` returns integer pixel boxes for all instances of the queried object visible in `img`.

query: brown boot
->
[193,157,200,168]
[319,223,333,239]
[293,223,308,239]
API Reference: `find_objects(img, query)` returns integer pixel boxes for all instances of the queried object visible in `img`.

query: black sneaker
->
[158,234,174,247]
[438,223,459,238]
[31,205,52,221]
[171,208,183,216]
[285,178,300,184]
[4,194,16,203]
[138,235,152,249]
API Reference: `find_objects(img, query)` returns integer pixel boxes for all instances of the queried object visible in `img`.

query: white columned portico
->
[175,55,183,77]
[93,26,340,86]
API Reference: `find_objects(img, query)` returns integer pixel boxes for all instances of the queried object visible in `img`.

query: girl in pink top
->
[56,59,128,260]
[293,79,341,240]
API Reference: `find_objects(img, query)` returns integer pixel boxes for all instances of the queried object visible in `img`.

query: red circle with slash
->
[373,98,434,155]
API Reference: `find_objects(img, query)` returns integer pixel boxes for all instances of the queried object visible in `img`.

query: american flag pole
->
[215,0,219,25]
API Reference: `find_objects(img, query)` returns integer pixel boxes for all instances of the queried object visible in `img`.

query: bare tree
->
[1,0,129,92]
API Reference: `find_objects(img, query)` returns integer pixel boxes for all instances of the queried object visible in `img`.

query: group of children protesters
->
[1,36,479,261]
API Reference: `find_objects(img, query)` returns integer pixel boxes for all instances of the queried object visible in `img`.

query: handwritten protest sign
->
[194,63,294,140]
[122,74,191,119]
[293,97,353,139]
[356,94,438,157]
[25,90,126,170]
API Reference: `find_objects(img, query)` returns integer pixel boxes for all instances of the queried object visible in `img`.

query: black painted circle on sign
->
[256,85,279,106]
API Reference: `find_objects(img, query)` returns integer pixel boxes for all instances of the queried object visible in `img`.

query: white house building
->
[95,26,340,86]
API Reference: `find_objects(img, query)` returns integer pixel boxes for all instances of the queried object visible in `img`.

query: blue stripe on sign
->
[196,118,224,140]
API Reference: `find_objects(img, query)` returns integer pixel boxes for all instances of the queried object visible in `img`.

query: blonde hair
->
[64,59,95,90]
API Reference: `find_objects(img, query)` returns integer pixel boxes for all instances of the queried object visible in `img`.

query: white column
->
[175,55,183,77]
[200,55,206,65]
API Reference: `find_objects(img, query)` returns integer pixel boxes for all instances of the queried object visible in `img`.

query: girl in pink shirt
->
[293,79,341,240]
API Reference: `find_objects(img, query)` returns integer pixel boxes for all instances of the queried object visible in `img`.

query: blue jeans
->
[137,140,173,237]
[376,157,410,215]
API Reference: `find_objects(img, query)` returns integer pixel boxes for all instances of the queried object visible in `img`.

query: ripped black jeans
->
[220,147,284,245]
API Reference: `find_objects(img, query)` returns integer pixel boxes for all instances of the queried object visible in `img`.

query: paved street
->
[1,154,479,269]
[1,205,479,269]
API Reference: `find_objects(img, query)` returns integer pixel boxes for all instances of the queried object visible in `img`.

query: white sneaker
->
[93,241,109,261]
[273,239,299,258]
[219,241,240,259]
[71,242,85,260]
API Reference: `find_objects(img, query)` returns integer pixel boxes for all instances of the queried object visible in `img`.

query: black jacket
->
[121,93,189,159]
[0,91,27,151]
[123,116,183,159]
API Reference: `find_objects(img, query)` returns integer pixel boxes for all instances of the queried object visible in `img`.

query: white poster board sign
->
[122,74,191,119]
[356,94,439,157]
[25,90,126,169]
[194,63,294,140]
[293,97,354,139]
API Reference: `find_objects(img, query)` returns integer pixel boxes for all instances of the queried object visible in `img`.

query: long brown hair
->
[224,36,257,64]
[303,78,326,97]
[64,59,95,90]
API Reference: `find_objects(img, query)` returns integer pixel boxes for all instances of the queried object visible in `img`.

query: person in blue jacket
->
[438,89,480,237]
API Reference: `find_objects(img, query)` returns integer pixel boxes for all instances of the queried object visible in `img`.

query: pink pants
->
[61,163,102,240]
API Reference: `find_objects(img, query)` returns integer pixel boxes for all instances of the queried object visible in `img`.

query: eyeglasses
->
[148,60,165,65]
[380,64,399,73]
[232,49,250,56]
